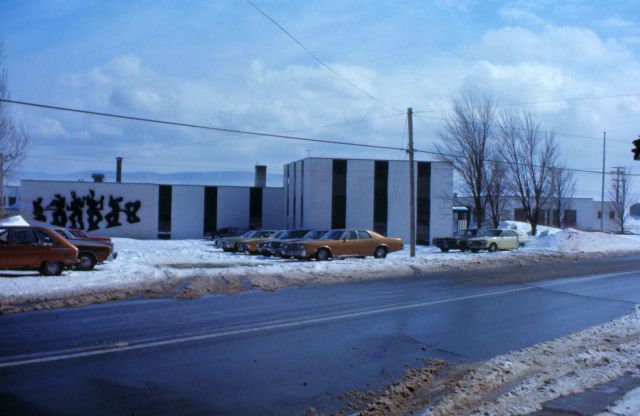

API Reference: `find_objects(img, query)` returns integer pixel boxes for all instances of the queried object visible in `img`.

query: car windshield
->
[321,230,344,240]
[458,229,477,237]
[55,229,74,239]
[302,230,325,239]
[477,229,501,237]
[245,231,260,238]
[69,230,86,238]
[270,231,286,239]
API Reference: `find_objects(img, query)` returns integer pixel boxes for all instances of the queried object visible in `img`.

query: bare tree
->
[0,46,29,218]
[550,166,576,228]
[436,93,496,229]
[498,111,557,236]
[485,159,508,228]
[608,167,632,234]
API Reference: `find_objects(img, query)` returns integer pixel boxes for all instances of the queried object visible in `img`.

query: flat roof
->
[286,157,450,164]
[20,179,283,190]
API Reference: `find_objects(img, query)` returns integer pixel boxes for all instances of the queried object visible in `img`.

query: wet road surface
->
[1,263,640,415]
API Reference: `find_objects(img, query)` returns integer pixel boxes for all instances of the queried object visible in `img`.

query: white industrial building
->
[284,158,453,244]
[20,177,284,240]
[455,195,622,233]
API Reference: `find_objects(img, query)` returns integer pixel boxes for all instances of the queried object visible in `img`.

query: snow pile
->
[524,228,640,253]
[500,220,561,237]
[0,215,29,226]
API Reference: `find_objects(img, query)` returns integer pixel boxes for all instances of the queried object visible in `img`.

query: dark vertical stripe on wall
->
[250,187,263,229]
[300,160,304,228]
[292,163,296,229]
[203,186,218,236]
[373,161,389,236]
[331,159,347,229]
[417,162,431,245]
[158,185,172,239]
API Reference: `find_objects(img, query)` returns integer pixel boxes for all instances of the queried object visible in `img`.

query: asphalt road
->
[1,261,640,415]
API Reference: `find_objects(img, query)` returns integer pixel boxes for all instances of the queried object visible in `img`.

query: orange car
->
[0,226,78,275]
[281,229,403,260]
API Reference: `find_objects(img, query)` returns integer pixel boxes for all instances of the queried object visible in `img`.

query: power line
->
[413,112,631,145]
[6,98,639,178]
[244,0,401,112]
[0,99,405,153]
[413,93,640,115]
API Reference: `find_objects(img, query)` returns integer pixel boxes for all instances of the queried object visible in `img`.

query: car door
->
[9,228,43,268]
[502,230,519,249]
[339,230,360,256]
[356,230,377,255]
[0,228,10,268]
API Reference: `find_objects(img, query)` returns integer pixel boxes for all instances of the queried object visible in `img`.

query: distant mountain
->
[13,170,284,187]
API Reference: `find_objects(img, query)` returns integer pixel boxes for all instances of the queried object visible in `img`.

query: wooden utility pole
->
[407,108,415,257]
[600,131,606,231]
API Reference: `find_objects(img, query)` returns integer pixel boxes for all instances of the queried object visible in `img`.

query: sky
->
[0,0,639,198]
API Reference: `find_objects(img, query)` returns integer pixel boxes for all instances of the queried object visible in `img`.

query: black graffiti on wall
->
[32,189,141,231]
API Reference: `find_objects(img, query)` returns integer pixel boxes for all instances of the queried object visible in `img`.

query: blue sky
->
[1,0,640,197]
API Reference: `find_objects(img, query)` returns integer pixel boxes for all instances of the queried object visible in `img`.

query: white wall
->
[430,162,454,240]
[303,158,333,230]
[20,180,158,239]
[217,187,250,230]
[346,160,374,229]
[386,161,411,242]
[263,188,285,229]
[171,186,204,239]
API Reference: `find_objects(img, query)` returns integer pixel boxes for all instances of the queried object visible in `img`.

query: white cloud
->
[498,7,545,25]
[602,16,634,28]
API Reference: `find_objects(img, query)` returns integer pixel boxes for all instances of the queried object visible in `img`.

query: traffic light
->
[633,138,640,161]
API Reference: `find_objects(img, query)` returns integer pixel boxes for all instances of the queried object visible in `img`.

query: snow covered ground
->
[2,217,640,309]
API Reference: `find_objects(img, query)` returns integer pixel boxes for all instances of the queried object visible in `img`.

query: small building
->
[455,195,623,233]
[283,157,453,243]
[20,169,284,239]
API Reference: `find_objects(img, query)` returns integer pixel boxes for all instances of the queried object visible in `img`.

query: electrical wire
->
[244,0,402,112]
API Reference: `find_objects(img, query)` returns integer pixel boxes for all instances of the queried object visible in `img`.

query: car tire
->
[373,246,388,259]
[440,248,449,253]
[460,247,468,252]
[315,248,331,261]
[40,261,63,276]
[488,243,498,253]
[77,252,97,271]
[470,249,480,253]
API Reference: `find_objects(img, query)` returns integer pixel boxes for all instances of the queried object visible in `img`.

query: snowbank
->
[0,215,29,226]
[2,221,640,309]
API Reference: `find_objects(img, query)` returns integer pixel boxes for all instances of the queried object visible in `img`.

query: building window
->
[250,187,263,229]
[203,186,217,236]
[331,159,347,229]
[158,185,172,239]
[597,211,602,219]
[609,210,615,220]
[564,210,577,226]
[373,160,389,236]
[514,208,527,222]
[416,162,431,245]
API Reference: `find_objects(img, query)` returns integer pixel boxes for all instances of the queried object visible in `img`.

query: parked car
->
[0,226,78,275]
[467,229,520,252]
[221,230,275,252]
[432,229,478,252]
[514,229,534,246]
[256,229,311,256]
[67,229,112,243]
[52,228,116,271]
[218,231,256,251]
[279,229,329,258]
[282,229,403,260]
[206,227,246,241]
[237,230,281,255]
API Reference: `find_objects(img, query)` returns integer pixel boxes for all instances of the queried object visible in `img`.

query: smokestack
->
[116,157,123,183]
[254,165,266,188]
[92,173,105,183]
